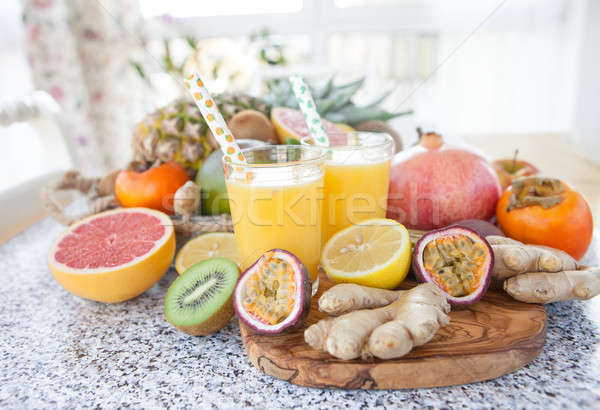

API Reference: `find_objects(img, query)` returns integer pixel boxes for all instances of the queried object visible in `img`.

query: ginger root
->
[486,235,577,280]
[486,235,598,304]
[173,181,200,220]
[305,283,450,360]
[504,267,600,303]
[318,283,405,316]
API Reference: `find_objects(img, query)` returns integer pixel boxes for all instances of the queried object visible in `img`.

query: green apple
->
[196,139,266,215]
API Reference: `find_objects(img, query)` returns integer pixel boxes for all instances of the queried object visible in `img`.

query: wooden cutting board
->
[240,273,547,389]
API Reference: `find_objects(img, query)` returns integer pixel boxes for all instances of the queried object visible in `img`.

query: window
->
[140,0,304,18]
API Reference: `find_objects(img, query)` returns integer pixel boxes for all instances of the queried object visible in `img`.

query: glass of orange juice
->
[223,145,326,290]
[302,132,394,245]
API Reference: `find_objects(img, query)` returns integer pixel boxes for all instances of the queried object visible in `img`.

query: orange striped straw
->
[183,73,246,164]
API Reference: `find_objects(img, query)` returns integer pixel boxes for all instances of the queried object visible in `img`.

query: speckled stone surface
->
[0,217,599,409]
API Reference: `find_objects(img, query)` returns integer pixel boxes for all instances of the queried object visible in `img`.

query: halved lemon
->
[321,218,412,289]
[175,232,240,274]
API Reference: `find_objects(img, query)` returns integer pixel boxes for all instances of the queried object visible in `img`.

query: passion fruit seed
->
[422,235,487,297]
[242,256,297,325]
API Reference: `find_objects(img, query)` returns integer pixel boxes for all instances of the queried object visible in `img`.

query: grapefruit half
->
[48,208,175,303]
[270,107,351,144]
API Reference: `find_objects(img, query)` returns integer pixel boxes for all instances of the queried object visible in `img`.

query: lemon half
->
[175,232,240,274]
[321,218,412,289]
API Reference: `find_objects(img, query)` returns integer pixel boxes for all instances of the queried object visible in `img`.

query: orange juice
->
[303,132,395,245]
[322,160,391,243]
[223,145,326,286]
[227,177,323,281]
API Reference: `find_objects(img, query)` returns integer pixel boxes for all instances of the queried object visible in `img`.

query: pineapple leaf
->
[326,77,365,112]
[262,75,413,124]
[316,98,335,114]
[316,76,334,98]
[265,79,293,106]
[336,77,365,91]
[324,105,412,125]
[363,89,394,109]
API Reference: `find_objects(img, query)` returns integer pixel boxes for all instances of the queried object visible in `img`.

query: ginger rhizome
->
[504,267,600,304]
[305,283,450,360]
[318,283,405,316]
[485,235,599,304]
[487,235,578,280]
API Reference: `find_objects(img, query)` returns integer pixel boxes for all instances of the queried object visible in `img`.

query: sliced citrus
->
[175,232,240,274]
[334,123,355,133]
[321,218,411,289]
[271,107,349,144]
[48,208,175,303]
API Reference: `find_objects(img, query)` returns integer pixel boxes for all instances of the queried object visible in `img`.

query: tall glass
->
[223,145,326,288]
[302,132,394,245]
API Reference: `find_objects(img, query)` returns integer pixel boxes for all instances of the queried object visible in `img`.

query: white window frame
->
[144,0,568,65]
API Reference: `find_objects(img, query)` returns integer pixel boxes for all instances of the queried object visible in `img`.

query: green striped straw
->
[289,75,330,147]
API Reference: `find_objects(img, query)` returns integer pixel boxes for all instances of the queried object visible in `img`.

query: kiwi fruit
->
[164,257,239,336]
[227,110,278,144]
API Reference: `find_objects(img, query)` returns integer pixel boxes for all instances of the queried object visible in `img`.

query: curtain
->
[21,0,146,174]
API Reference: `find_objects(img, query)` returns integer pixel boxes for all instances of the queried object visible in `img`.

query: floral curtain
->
[21,0,146,175]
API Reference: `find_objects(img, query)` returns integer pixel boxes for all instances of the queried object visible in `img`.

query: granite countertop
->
[1,217,599,409]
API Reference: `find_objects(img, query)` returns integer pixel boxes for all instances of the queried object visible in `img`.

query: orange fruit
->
[496,178,593,260]
[114,161,189,214]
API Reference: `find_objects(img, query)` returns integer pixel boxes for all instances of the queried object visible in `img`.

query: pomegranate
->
[387,130,501,230]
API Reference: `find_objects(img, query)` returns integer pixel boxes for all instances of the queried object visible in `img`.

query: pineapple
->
[213,93,270,121]
[132,95,269,173]
[132,99,212,175]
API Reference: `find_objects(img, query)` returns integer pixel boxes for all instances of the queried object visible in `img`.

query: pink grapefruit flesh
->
[270,107,347,144]
[48,208,175,303]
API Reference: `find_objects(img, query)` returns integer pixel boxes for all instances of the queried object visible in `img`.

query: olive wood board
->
[239,273,547,390]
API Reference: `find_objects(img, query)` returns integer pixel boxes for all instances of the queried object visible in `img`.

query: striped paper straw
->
[183,73,246,164]
[289,75,330,147]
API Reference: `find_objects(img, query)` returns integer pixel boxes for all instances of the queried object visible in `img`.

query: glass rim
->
[222,144,327,169]
[300,131,394,152]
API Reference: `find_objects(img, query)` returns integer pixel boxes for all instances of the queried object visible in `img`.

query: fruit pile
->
[48,126,598,315]
[43,73,599,365]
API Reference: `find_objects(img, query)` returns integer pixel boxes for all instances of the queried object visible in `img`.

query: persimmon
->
[115,162,189,214]
[496,177,593,260]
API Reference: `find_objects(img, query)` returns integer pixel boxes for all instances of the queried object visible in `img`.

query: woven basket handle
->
[40,170,119,225]
[41,170,234,234]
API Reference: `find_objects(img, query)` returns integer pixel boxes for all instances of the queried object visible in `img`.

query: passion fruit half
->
[233,249,311,334]
[413,226,493,306]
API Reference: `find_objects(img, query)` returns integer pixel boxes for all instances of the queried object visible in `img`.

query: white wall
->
[569,0,600,164]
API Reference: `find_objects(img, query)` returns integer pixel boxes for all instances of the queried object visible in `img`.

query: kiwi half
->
[164,257,239,335]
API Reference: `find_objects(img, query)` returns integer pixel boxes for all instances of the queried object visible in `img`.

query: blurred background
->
[1,0,598,213]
